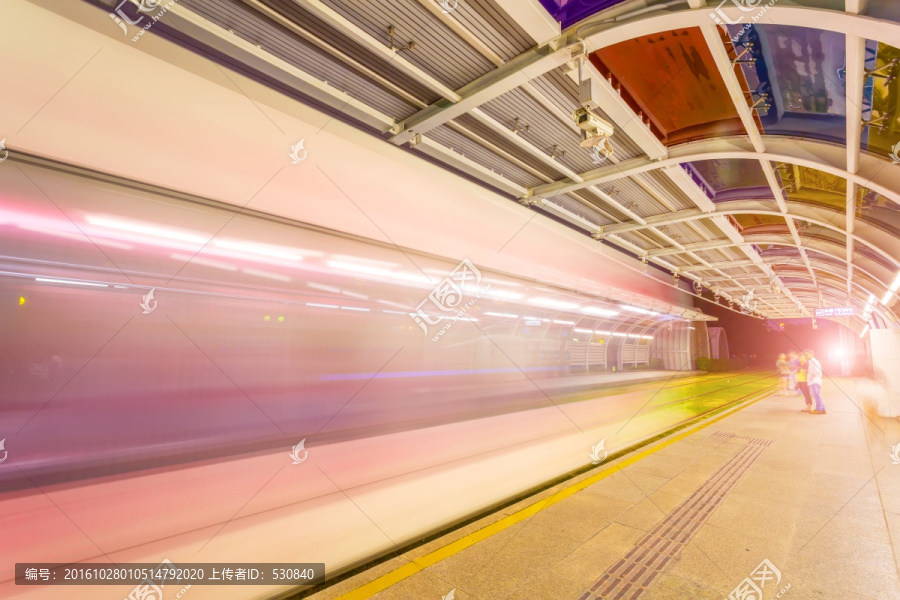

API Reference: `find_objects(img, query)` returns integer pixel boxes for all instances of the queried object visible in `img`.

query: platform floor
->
[314,378,900,600]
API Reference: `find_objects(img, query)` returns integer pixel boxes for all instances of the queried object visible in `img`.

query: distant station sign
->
[814,306,855,317]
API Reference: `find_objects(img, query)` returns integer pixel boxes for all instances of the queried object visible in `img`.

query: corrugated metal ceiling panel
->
[480,88,602,174]
[426,124,544,188]
[532,68,646,161]
[260,0,441,103]
[546,195,613,228]
[319,0,496,90]
[634,171,698,213]
[181,0,422,118]
[449,0,536,59]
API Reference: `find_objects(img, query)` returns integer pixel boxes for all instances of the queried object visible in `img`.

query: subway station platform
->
[311,378,900,600]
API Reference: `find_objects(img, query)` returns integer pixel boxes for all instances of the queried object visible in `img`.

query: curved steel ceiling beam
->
[595,198,900,271]
[529,137,900,207]
[578,5,900,53]
[646,234,893,292]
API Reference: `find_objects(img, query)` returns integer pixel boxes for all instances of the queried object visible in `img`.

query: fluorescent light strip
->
[340,306,370,312]
[891,273,900,292]
[860,324,870,338]
[612,332,627,337]
[382,309,407,315]
[483,289,525,300]
[553,320,575,325]
[35,278,108,288]
[484,312,518,318]
[243,268,290,282]
[882,291,893,306]
[215,240,304,261]
[529,297,579,309]
[308,282,340,293]
[170,253,238,271]
[306,302,339,309]
[86,215,208,244]
[574,328,594,333]
[581,307,619,317]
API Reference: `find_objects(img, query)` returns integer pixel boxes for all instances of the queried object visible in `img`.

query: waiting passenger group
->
[776,350,825,414]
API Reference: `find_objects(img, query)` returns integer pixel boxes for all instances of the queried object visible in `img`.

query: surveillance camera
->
[573,107,614,140]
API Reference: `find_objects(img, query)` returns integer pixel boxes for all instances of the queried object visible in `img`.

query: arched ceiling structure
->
[112,0,900,335]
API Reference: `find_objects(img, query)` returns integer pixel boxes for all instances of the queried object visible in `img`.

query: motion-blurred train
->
[0,157,704,490]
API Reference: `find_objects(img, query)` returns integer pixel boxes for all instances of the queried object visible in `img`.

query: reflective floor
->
[315,378,900,600]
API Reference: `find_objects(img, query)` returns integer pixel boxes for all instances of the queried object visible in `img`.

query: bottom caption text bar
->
[16,563,325,585]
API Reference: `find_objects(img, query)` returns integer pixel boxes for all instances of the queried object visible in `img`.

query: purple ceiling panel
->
[537,0,628,27]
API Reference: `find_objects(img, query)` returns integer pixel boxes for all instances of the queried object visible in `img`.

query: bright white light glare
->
[528,297,579,309]
[553,319,575,325]
[612,332,627,337]
[308,282,341,293]
[833,347,843,357]
[328,260,393,277]
[641,335,654,339]
[391,271,432,283]
[342,290,369,300]
[626,333,641,338]
[882,291,893,306]
[327,262,430,283]
[483,289,525,300]
[596,330,612,335]
[382,309,407,315]
[340,306,370,312]
[861,324,870,338]
[582,306,619,317]
[243,268,290,282]
[621,306,659,315]
[86,215,208,244]
[868,293,877,305]
[215,239,304,261]
[35,277,108,288]
[484,312,518,318]
[891,273,900,292]
[522,316,542,320]
[170,253,238,271]
[306,302,339,309]
[574,327,594,333]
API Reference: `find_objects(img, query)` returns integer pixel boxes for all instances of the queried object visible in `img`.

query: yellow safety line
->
[335,383,777,600]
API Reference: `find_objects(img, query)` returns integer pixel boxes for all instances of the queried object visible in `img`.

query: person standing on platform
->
[805,349,826,414]
[776,353,790,394]
[788,351,800,395]
[797,352,812,412]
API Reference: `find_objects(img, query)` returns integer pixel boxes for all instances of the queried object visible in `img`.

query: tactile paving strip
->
[710,431,760,443]
[576,433,772,600]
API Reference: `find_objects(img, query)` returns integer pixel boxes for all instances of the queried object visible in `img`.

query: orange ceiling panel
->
[591,27,747,146]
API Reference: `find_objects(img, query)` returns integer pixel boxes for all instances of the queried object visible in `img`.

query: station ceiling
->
[96,0,900,335]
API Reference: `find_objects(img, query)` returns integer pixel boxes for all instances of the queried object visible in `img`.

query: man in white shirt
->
[804,349,825,414]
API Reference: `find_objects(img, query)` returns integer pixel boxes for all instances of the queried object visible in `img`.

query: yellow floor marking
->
[335,383,777,599]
